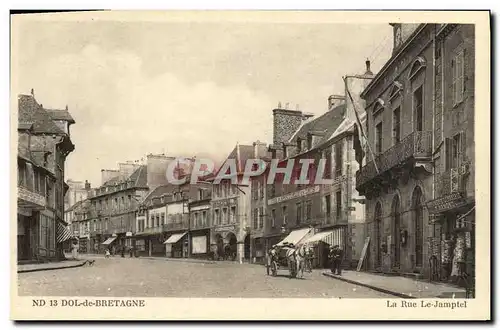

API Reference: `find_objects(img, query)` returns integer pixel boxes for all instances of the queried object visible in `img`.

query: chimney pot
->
[365,59,372,74]
[31,88,34,97]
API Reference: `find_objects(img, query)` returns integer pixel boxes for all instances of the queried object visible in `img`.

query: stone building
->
[425,24,475,285]
[209,144,255,263]
[263,63,373,269]
[355,24,475,281]
[17,91,75,261]
[64,179,91,211]
[88,162,148,253]
[188,181,212,259]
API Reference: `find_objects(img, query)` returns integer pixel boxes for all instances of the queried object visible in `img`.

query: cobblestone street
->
[18,258,392,298]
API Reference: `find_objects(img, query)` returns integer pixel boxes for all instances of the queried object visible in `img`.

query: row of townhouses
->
[66,23,475,287]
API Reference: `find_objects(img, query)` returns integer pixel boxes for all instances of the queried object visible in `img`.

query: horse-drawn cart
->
[266,244,307,278]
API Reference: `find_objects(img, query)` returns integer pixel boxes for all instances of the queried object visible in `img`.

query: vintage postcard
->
[10,10,490,320]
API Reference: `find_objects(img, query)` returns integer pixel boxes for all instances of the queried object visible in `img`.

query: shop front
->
[211,225,238,261]
[165,232,188,258]
[427,192,475,290]
[190,229,210,259]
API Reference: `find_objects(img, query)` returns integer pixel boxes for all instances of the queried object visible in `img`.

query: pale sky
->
[13,13,393,187]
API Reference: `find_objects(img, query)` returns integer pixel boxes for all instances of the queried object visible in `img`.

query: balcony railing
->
[140,226,163,234]
[436,164,470,196]
[356,131,432,189]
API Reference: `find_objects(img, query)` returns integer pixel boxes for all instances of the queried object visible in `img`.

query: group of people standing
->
[267,243,344,274]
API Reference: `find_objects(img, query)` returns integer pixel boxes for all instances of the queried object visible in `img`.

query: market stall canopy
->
[164,232,187,244]
[101,237,117,245]
[277,228,313,247]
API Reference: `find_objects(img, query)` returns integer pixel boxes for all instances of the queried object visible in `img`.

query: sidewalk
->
[322,270,467,298]
[18,259,87,273]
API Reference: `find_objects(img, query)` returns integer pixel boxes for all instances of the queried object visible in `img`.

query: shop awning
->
[101,237,117,245]
[303,230,335,245]
[56,222,72,243]
[277,228,313,247]
[164,232,187,244]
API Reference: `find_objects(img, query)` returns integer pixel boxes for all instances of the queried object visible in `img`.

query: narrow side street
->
[18,258,392,298]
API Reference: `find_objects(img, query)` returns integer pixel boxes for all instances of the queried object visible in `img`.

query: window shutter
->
[460,131,467,163]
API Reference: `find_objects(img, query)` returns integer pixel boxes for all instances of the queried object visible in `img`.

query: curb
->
[18,261,88,274]
[143,257,216,264]
[322,272,415,299]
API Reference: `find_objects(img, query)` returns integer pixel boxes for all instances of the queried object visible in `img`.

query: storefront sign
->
[426,192,467,214]
[268,185,320,206]
[126,232,132,237]
[214,225,236,232]
[212,198,237,208]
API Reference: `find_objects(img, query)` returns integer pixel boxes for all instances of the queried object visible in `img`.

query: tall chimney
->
[85,180,91,190]
[365,59,373,75]
[328,95,346,111]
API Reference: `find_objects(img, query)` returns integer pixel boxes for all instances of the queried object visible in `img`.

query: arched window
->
[408,57,426,80]
[374,202,383,269]
[411,186,424,268]
[391,195,401,268]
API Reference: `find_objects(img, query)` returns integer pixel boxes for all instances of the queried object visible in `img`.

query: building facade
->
[88,164,148,254]
[261,64,373,269]
[356,24,475,282]
[64,179,91,211]
[17,92,75,262]
[425,24,475,285]
[188,182,212,259]
[210,144,254,263]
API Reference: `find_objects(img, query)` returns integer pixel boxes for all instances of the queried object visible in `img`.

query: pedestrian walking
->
[105,248,110,259]
[329,245,343,275]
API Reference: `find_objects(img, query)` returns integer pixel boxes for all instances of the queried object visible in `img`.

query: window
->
[161,213,165,225]
[253,208,258,229]
[214,209,220,226]
[282,205,288,226]
[375,123,383,154]
[268,184,275,198]
[305,200,312,221]
[202,210,208,227]
[252,181,258,200]
[259,207,264,228]
[222,208,228,224]
[296,203,302,225]
[324,194,331,218]
[336,191,342,218]
[335,142,343,177]
[156,214,160,227]
[230,206,236,223]
[413,86,423,131]
[452,49,465,105]
[271,209,276,228]
[259,181,264,200]
[194,212,200,228]
[393,107,401,144]
[324,149,332,179]
[150,214,154,227]
[446,132,466,170]
[198,189,203,200]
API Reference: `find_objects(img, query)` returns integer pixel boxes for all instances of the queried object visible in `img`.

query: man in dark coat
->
[329,245,343,275]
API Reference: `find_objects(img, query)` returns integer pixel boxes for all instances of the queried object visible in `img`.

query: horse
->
[285,244,307,278]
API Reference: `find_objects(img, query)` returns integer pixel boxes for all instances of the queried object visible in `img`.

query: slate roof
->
[142,184,179,205]
[18,94,66,135]
[45,109,75,124]
[288,104,346,147]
